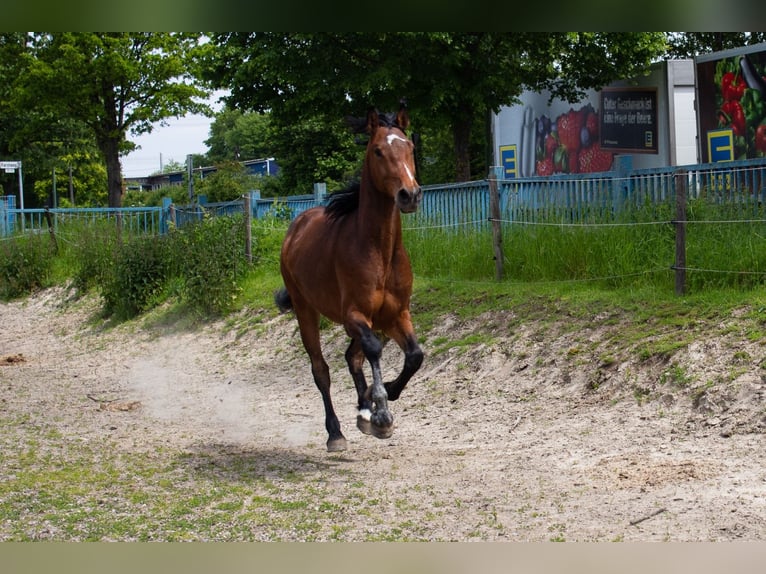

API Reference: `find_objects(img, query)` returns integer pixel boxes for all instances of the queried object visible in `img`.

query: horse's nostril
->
[398,188,421,203]
[397,188,421,212]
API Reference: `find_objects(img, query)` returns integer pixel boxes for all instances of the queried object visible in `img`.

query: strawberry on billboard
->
[533,103,615,176]
[696,43,766,162]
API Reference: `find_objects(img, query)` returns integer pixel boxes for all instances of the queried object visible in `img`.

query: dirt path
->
[1,288,765,541]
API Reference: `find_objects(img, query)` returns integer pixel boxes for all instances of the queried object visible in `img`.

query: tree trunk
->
[102,137,123,208]
[453,111,473,182]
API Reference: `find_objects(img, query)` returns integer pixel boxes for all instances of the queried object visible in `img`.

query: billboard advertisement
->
[492,61,687,178]
[696,43,766,163]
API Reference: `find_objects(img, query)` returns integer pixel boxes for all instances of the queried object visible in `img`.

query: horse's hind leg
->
[345,339,374,435]
[295,308,347,452]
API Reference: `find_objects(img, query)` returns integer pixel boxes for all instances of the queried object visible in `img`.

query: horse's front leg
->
[385,325,424,401]
[357,326,394,439]
[345,338,374,435]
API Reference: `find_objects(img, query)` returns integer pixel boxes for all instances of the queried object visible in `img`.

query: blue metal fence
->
[3,157,766,239]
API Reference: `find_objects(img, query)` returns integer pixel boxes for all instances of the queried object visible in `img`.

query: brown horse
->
[275,104,424,452]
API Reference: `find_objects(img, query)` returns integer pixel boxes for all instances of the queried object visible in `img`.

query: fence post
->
[44,208,58,253]
[313,182,327,204]
[244,192,253,265]
[612,155,633,214]
[673,169,687,296]
[161,197,173,234]
[489,166,504,281]
[0,196,6,237]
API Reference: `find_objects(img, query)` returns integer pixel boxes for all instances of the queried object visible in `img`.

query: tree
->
[202,33,667,182]
[196,160,259,203]
[12,33,210,207]
[33,147,108,207]
[205,108,273,163]
[665,32,766,59]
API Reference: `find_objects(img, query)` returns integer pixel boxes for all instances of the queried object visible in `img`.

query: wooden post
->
[489,167,504,281]
[44,208,58,253]
[244,192,253,265]
[674,170,687,296]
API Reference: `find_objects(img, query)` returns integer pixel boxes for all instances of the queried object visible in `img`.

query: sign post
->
[0,161,24,230]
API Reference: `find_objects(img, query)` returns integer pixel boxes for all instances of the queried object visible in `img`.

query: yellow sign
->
[707,129,734,163]
[499,145,517,179]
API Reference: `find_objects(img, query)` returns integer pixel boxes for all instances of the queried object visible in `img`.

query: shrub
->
[196,161,259,203]
[173,215,247,315]
[0,234,55,299]
[70,222,120,295]
[102,234,172,319]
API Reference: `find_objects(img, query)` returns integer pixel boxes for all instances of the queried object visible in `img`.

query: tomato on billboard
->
[696,43,766,162]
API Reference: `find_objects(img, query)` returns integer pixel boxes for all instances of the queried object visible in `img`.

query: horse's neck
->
[356,176,402,257]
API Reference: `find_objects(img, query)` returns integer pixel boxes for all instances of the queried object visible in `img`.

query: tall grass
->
[684,195,766,291]
[0,233,56,298]
[4,191,766,311]
[405,194,766,294]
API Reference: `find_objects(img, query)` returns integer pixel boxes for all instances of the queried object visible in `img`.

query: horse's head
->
[363,103,422,213]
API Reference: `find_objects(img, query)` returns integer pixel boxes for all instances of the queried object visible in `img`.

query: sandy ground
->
[1,286,765,541]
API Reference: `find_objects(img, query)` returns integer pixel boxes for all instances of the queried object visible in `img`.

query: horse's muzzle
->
[397,187,422,213]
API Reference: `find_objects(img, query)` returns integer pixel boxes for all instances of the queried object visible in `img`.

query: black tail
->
[274,287,293,313]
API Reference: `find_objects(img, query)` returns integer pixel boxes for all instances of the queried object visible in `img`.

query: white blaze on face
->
[386,134,408,146]
[386,133,416,187]
[403,163,415,186]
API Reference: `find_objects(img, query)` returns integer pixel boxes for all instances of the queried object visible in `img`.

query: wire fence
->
[3,157,766,292]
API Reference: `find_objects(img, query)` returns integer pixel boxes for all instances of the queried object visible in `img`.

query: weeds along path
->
[1,287,765,541]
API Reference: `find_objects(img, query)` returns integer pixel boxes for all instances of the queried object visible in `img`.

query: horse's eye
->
[374,147,383,158]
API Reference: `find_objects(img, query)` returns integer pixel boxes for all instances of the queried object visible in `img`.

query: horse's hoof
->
[356,413,373,435]
[370,424,394,439]
[326,437,347,452]
[371,409,393,428]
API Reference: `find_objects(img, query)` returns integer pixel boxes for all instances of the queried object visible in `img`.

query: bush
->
[196,161,259,203]
[173,215,246,315]
[70,222,120,294]
[0,234,55,299]
[101,234,172,320]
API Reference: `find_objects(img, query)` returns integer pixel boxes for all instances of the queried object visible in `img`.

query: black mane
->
[324,181,360,221]
[345,110,404,135]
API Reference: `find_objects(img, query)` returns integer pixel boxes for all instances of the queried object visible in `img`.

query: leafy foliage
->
[666,33,766,59]
[101,234,172,320]
[70,222,120,294]
[205,109,273,163]
[170,215,247,315]
[74,214,248,319]
[202,33,667,182]
[10,33,211,207]
[196,161,259,203]
[0,234,55,299]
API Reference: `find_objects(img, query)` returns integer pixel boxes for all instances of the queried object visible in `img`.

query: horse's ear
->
[396,100,410,131]
[366,107,380,134]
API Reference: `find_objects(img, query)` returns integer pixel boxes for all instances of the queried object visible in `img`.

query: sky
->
[120,90,228,179]
[120,113,213,178]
